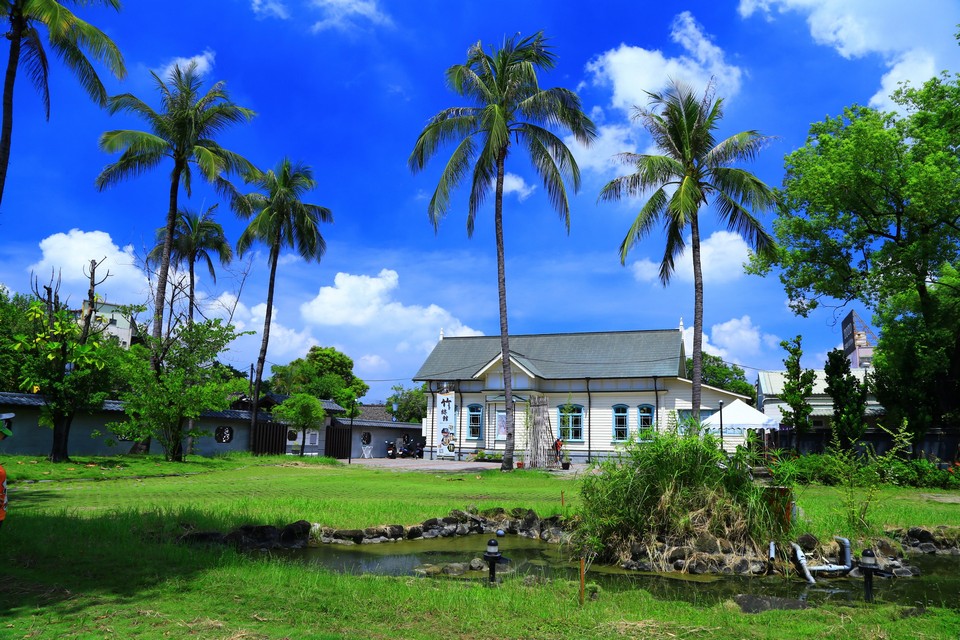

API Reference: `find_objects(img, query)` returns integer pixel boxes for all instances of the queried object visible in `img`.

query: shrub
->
[576,430,779,562]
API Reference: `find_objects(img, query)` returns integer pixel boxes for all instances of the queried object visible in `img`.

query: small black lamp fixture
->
[860,548,877,603]
[483,538,510,584]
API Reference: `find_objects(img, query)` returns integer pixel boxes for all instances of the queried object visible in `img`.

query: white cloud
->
[682,315,779,365]
[628,231,752,285]
[251,0,289,19]
[585,11,743,116]
[28,229,149,306]
[310,0,393,33]
[502,173,535,202]
[249,303,318,361]
[158,49,216,80]
[738,0,960,111]
[566,122,639,175]
[300,268,481,352]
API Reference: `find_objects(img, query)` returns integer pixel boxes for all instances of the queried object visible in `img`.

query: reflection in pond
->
[276,535,960,609]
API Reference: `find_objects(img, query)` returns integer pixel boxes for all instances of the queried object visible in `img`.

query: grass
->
[1,455,958,639]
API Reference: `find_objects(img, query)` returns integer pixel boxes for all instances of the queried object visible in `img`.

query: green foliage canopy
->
[779,335,815,434]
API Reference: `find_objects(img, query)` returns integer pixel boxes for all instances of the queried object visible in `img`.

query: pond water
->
[279,535,960,609]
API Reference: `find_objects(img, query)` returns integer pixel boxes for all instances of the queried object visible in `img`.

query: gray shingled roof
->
[414,330,685,382]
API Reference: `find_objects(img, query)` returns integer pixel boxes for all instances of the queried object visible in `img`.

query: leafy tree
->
[268,346,368,401]
[11,270,122,462]
[872,264,960,448]
[779,335,815,435]
[272,393,326,458]
[385,383,427,423]
[686,353,756,404]
[599,80,776,421]
[235,159,332,433]
[0,285,34,390]
[823,348,868,450]
[96,63,255,363]
[0,0,125,207]
[147,204,232,323]
[409,32,596,470]
[109,319,246,462]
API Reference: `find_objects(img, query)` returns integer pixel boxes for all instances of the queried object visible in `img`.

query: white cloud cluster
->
[502,173,535,202]
[630,230,752,285]
[309,0,393,33]
[585,11,743,116]
[28,229,149,307]
[682,315,779,366]
[251,0,289,19]
[158,49,216,80]
[738,0,960,111]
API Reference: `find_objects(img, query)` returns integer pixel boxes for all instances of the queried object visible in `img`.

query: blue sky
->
[1,0,958,402]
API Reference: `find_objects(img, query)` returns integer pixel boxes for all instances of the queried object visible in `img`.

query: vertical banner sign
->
[436,391,456,458]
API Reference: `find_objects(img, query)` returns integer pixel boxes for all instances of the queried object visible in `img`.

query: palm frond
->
[617,187,669,265]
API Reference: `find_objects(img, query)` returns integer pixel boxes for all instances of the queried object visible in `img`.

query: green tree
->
[268,346,368,400]
[385,383,427,423]
[96,63,254,362]
[599,81,776,421]
[0,0,125,207]
[0,285,34,390]
[12,270,122,462]
[235,159,332,434]
[823,348,868,450]
[686,352,756,404]
[779,335,815,435]
[271,393,326,458]
[409,32,596,470]
[147,204,232,323]
[109,319,246,462]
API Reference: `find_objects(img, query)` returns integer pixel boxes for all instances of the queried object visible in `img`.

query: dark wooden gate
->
[251,420,287,455]
[325,424,351,459]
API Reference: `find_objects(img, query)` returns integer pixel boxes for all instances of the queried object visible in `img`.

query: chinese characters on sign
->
[436,391,456,458]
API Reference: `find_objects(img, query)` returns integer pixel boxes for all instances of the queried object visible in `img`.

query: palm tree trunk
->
[188,259,196,324]
[0,9,25,209]
[249,242,280,443]
[690,215,704,423]
[152,164,183,369]
[494,150,515,471]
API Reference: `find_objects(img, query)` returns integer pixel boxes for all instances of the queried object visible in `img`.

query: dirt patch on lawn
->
[920,493,960,503]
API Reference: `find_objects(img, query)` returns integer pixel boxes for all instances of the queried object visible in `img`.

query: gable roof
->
[757,369,869,397]
[414,330,685,382]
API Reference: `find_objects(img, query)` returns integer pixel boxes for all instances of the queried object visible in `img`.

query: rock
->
[734,594,809,614]
[667,546,692,562]
[414,564,442,576]
[797,533,819,552]
[406,525,423,539]
[907,527,935,544]
[333,529,364,544]
[876,538,901,558]
[226,524,281,549]
[179,531,226,546]
[892,567,914,577]
[717,538,735,554]
[693,533,719,554]
[442,563,468,576]
[469,558,485,571]
[279,520,311,548]
[917,542,938,554]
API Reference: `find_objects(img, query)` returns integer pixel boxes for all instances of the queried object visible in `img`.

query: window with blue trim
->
[638,404,655,441]
[612,405,628,441]
[559,404,584,441]
[467,404,483,439]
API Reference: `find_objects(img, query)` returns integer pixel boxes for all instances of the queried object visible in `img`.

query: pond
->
[279,535,960,609]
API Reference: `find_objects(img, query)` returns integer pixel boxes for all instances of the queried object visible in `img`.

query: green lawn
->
[1,454,957,639]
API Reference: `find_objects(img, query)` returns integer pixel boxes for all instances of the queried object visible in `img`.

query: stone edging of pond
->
[178,508,959,580]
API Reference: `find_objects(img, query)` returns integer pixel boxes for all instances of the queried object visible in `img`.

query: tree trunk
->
[48,413,73,463]
[494,150,515,472]
[300,427,306,457]
[249,242,280,444]
[0,8,25,209]
[690,214,703,423]
[151,163,183,370]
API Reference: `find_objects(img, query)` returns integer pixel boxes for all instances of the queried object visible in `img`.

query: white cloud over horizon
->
[629,230,752,285]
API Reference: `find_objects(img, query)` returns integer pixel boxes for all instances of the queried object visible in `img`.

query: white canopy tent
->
[701,399,780,452]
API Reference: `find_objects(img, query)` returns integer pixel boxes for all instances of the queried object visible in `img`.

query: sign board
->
[841,311,856,357]
[436,391,456,458]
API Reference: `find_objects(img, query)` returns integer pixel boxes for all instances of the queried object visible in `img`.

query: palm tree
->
[0,0,126,208]
[599,80,776,421]
[147,204,233,323]
[96,63,254,364]
[235,158,332,435]
[409,32,595,471]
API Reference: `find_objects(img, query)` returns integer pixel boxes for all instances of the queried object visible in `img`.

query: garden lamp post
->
[860,548,877,603]
[483,538,509,584]
[719,400,724,453]
[348,398,358,465]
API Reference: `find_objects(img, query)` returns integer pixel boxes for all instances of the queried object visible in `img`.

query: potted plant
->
[561,449,571,470]
[516,452,525,469]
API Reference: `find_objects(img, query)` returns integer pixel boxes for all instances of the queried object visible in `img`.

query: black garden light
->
[860,548,878,603]
[483,538,509,584]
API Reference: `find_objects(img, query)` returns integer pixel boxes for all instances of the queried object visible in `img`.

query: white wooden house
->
[413,329,748,462]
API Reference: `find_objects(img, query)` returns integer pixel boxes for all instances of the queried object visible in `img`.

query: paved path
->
[347,456,579,475]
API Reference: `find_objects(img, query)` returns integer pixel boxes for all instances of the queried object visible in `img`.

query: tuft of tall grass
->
[576,431,782,561]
